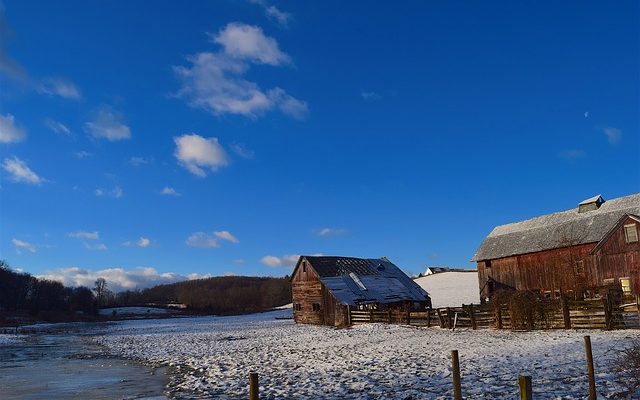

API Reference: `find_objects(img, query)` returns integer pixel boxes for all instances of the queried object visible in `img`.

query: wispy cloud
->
[316,227,347,237]
[0,114,26,143]
[44,118,71,135]
[559,149,586,161]
[185,232,220,248]
[68,231,99,240]
[174,23,307,119]
[137,237,151,248]
[214,230,240,244]
[84,242,108,251]
[174,133,228,177]
[2,157,44,185]
[231,143,255,159]
[250,0,292,28]
[129,156,152,166]
[260,254,299,268]
[603,127,622,145]
[37,266,211,293]
[161,186,181,196]
[85,107,131,141]
[37,77,82,100]
[361,91,382,101]
[12,238,36,254]
[95,186,123,198]
[75,151,93,159]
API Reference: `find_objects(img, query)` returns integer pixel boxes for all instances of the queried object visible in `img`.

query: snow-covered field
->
[415,272,480,308]
[93,310,639,399]
[0,334,24,346]
[98,306,177,316]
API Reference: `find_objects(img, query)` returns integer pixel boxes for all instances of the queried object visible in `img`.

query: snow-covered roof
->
[472,193,640,261]
[301,256,430,306]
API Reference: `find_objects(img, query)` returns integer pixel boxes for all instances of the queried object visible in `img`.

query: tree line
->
[0,260,96,317]
[112,275,292,315]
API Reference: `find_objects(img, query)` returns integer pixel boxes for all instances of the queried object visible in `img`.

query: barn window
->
[302,261,307,272]
[574,260,585,275]
[543,291,552,299]
[294,303,301,311]
[312,303,321,312]
[620,277,631,294]
[624,224,639,243]
[554,290,561,299]
[485,260,492,269]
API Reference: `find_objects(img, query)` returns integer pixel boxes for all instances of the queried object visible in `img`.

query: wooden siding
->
[291,258,348,327]
[478,217,640,299]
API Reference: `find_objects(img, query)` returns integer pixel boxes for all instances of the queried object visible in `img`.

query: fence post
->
[406,307,411,325]
[347,306,352,325]
[446,307,452,329]
[451,350,462,400]
[561,297,571,329]
[388,309,392,324]
[584,335,596,400]
[468,304,477,330]
[518,375,532,400]
[427,308,432,328]
[496,306,503,329]
[369,308,374,323]
[249,372,259,400]
[602,298,611,330]
[436,308,445,328]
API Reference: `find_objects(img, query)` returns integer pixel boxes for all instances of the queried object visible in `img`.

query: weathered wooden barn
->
[473,193,640,301]
[291,256,431,327]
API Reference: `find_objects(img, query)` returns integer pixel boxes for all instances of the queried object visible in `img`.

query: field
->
[92,309,640,399]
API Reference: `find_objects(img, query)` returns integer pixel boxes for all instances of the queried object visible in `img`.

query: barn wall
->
[593,217,640,293]
[291,258,347,326]
[477,243,597,299]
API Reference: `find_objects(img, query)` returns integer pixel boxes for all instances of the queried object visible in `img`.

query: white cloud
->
[37,77,82,100]
[0,114,26,143]
[85,243,108,251]
[250,0,292,27]
[2,157,44,185]
[231,143,255,159]
[95,186,123,198]
[161,186,181,196]
[12,238,36,254]
[37,266,211,293]
[44,118,71,135]
[137,237,151,248]
[214,230,239,244]
[85,107,131,141]
[185,232,220,248]
[129,156,151,166]
[316,228,347,237]
[603,127,622,145]
[68,231,99,240]
[174,25,307,119]
[75,151,93,159]
[174,134,228,177]
[260,254,299,268]
[212,23,290,65]
[361,91,382,101]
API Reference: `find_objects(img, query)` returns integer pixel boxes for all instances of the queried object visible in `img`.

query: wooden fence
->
[348,295,640,330]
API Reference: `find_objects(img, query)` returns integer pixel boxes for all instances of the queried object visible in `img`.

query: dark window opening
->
[302,261,307,273]
[554,290,561,299]
[312,303,321,312]
[485,260,492,269]
[294,303,301,311]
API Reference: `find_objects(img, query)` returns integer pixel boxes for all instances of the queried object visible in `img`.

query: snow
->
[415,272,480,308]
[0,334,24,345]
[98,307,175,316]
[93,310,639,399]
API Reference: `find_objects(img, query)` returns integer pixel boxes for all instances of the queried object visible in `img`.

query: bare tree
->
[94,278,108,306]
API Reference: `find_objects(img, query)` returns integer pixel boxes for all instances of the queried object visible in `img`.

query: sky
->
[0,1,638,292]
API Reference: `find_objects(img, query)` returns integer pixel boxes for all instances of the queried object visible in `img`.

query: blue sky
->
[1,1,638,291]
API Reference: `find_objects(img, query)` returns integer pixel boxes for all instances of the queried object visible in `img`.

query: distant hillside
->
[414,271,480,308]
[114,276,292,315]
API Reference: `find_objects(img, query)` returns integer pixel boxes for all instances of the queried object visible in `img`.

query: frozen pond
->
[0,324,168,400]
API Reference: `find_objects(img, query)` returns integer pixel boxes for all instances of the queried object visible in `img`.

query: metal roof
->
[302,256,431,306]
[472,193,640,261]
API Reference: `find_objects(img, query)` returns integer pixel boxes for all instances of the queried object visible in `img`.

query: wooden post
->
[406,307,411,325]
[388,309,392,324]
[468,304,477,330]
[369,308,373,323]
[602,297,611,330]
[427,308,432,328]
[436,308,445,328]
[518,375,532,400]
[249,372,259,400]
[584,335,596,400]
[561,297,571,329]
[446,307,452,329]
[451,350,462,400]
[496,306,503,330]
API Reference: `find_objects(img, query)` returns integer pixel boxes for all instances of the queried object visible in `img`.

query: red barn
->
[473,193,640,301]
[291,256,431,327]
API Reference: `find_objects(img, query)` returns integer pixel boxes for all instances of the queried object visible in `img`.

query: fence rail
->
[349,295,640,331]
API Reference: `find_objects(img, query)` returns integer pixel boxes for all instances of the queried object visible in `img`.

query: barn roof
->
[300,256,430,306]
[472,193,640,261]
